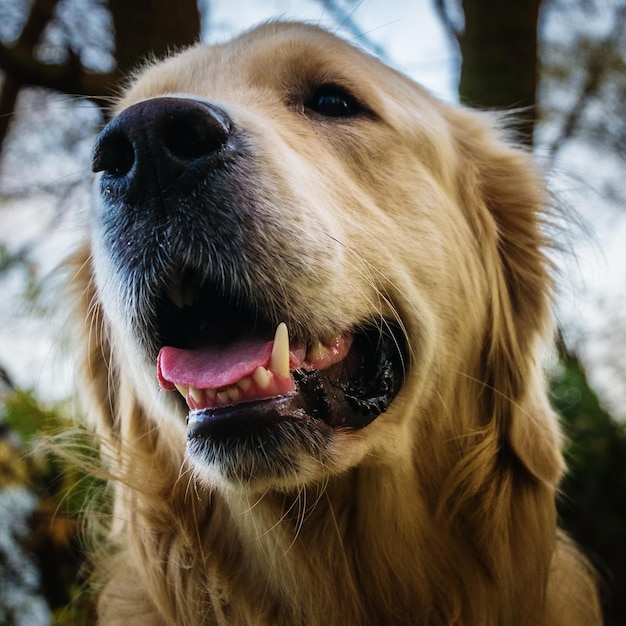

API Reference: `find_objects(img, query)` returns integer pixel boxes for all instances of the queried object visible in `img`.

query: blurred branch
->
[432,0,462,44]
[0,364,15,391]
[317,0,390,61]
[15,0,59,46]
[547,3,626,160]
[0,0,63,157]
[0,0,202,162]
[0,74,19,153]
[0,41,119,97]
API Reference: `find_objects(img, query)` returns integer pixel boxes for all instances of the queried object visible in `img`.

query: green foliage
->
[0,387,100,625]
[552,349,626,626]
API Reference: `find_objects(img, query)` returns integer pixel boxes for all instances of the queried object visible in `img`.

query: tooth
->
[307,340,325,362]
[270,322,290,379]
[206,388,217,401]
[237,377,252,392]
[216,390,230,405]
[189,387,204,406]
[174,384,189,398]
[253,366,272,389]
[227,387,241,403]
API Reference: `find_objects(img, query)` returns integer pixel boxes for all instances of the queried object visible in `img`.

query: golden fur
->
[70,22,602,625]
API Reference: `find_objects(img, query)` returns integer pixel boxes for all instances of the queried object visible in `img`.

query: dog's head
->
[83,22,563,493]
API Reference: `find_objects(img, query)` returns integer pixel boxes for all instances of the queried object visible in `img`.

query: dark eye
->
[305,84,362,117]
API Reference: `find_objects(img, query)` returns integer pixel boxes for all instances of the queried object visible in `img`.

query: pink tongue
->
[157,337,273,391]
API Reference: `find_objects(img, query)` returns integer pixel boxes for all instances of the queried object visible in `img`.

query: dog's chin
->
[178,322,408,491]
[185,402,335,492]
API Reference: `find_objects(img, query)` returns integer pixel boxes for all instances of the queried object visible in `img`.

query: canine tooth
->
[174,384,189,398]
[253,366,272,389]
[189,387,204,405]
[226,387,241,403]
[270,322,290,378]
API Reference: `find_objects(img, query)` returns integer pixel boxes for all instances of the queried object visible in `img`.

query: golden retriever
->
[71,21,602,625]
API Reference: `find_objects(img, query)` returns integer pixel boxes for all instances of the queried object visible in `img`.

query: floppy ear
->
[451,110,565,485]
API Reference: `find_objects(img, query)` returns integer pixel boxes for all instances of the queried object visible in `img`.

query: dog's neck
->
[197,461,449,625]
[109,395,555,625]
[103,407,560,626]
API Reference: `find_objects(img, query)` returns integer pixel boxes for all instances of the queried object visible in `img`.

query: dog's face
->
[88,22,560,493]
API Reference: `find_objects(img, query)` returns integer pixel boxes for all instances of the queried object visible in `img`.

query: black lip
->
[187,393,309,440]
[185,322,408,445]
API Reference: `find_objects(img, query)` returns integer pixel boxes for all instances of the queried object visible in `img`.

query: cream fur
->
[70,22,602,625]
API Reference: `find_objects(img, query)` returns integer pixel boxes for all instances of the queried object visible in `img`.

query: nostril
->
[92,131,135,177]
[163,108,230,162]
[91,98,233,200]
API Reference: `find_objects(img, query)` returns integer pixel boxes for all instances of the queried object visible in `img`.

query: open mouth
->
[154,277,408,438]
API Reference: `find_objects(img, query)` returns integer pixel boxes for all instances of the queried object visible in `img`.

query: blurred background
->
[0,0,625,624]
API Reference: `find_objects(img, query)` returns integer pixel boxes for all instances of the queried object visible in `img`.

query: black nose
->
[92,97,231,202]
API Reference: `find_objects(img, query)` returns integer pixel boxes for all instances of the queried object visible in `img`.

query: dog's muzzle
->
[92,97,232,203]
[90,97,408,474]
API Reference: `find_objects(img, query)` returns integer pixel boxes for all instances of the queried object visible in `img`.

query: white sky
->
[206,0,458,102]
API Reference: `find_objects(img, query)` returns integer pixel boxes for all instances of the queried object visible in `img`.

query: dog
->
[70,21,602,625]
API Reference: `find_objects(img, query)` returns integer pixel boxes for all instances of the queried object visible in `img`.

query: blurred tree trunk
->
[435,0,541,146]
[458,0,541,146]
[108,0,201,76]
[0,0,202,157]
[0,0,61,161]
